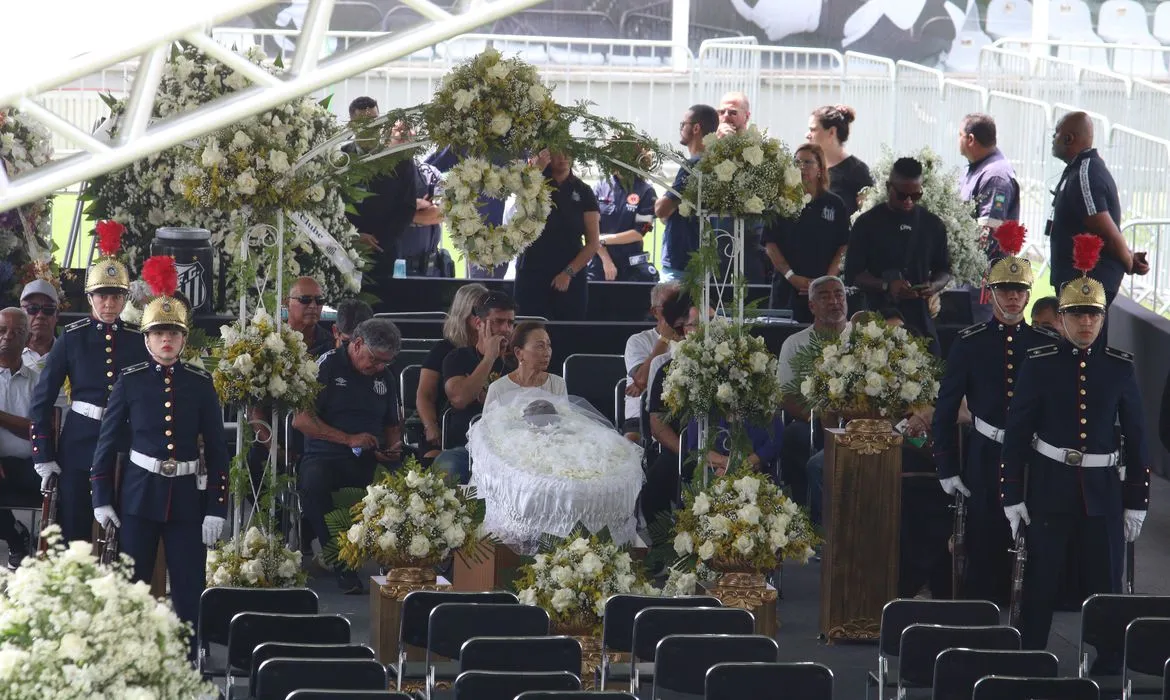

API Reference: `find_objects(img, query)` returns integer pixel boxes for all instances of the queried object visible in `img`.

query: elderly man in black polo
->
[293,318,403,594]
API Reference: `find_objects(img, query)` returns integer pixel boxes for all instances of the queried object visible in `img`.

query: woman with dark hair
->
[764,142,850,322]
[807,104,874,216]
[483,320,566,408]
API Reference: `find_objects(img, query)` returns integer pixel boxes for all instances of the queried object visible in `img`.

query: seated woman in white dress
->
[483,321,566,409]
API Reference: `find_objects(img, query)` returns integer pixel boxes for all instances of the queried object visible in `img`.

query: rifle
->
[36,472,59,554]
[1118,429,1135,594]
[950,492,967,599]
[96,521,119,566]
[1008,526,1027,629]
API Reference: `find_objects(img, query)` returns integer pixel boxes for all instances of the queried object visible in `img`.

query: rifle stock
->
[97,521,119,566]
[1008,527,1027,629]
[950,492,967,599]
[36,472,59,554]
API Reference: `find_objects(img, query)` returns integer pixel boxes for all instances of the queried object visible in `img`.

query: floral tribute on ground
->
[207,525,305,588]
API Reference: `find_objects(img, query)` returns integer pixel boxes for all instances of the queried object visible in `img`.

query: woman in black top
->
[807,104,874,217]
[764,143,849,323]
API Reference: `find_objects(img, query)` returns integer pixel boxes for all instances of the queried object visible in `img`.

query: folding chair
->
[1121,617,1170,699]
[196,586,318,679]
[515,693,636,700]
[615,377,628,432]
[425,603,550,697]
[388,590,518,691]
[865,598,1000,699]
[705,661,833,700]
[897,624,1020,696]
[562,353,627,423]
[248,642,375,691]
[400,337,440,352]
[1079,595,1170,680]
[630,607,755,696]
[972,675,1101,700]
[460,636,581,675]
[224,612,349,700]
[653,634,779,699]
[376,311,449,321]
[932,648,1058,700]
[401,364,423,415]
[452,670,581,700]
[253,657,387,700]
[599,594,721,688]
[287,692,409,700]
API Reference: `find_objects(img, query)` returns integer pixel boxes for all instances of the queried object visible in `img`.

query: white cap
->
[19,279,58,304]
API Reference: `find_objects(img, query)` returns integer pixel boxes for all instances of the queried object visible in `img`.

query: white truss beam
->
[0,0,544,212]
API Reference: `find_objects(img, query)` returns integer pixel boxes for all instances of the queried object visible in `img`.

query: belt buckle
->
[1064,449,1083,466]
[160,459,179,476]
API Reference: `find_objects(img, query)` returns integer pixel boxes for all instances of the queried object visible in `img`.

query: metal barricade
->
[1120,220,1170,316]
[986,92,1056,266]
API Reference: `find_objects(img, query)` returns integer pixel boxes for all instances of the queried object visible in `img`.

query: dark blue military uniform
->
[29,318,149,541]
[91,359,229,637]
[1001,341,1150,649]
[931,319,1058,602]
[588,175,657,282]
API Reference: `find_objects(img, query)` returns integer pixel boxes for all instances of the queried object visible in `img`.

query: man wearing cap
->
[1000,234,1150,652]
[29,221,149,542]
[18,280,59,373]
[930,222,1058,603]
[91,256,228,657]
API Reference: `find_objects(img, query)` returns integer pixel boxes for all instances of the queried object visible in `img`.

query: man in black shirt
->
[845,157,952,355]
[293,318,403,593]
[434,291,516,484]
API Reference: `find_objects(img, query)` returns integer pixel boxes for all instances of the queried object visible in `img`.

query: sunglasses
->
[290,295,326,306]
[22,304,57,316]
[888,184,923,202]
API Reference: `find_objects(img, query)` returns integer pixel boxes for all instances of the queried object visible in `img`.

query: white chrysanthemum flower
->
[674,532,694,555]
[551,588,576,612]
[713,159,738,182]
[742,145,764,166]
[231,130,253,150]
[692,492,711,516]
[518,588,538,606]
[408,534,431,557]
[697,540,716,561]
[733,534,754,555]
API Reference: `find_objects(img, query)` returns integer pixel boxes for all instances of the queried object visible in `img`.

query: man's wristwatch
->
[881,280,890,292]
[562,265,576,277]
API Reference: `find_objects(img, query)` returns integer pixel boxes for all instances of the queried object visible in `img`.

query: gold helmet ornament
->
[986,220,1033,289]
[1058,233,1107,312]
[85,220,132,293]
[140,255,189,333]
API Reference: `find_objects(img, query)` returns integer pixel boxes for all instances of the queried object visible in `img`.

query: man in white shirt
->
[622,282,681,441]
[0,308,40,568]
[19,280,58,373]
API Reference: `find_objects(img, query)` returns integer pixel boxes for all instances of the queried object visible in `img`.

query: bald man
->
[1047,112,1149,310]
[716,91,751,138]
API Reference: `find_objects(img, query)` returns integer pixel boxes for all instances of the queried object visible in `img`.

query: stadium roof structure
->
[0,0,544,212]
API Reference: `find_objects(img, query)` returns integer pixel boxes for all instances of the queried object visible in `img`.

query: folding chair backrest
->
[514,693,636,700]
[399,590,518,650]
[254,658,388,700]
[601,594,721,655]
[878,598,1001,658]
[1123,617,1170,677]
[652,634,778,695]
[226,613,351,672]
[971,675,1101,700]
[1080,595,1170,671]
[705,661,833,700]
[199,587,318,649]
[428,603,549,661]
[932,649,1058,700]
[249,643,375,689]
[287,692,409,700]
[452,670,581,700]
[631,606,754,663]
[400,364,422,413]
[459,636,581,674]
[562,353,626,421]
[898,624,1020,689]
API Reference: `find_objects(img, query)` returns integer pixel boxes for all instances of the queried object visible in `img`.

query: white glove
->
[202,516,226,547]
[34,461,61,490]
[1003,503,1031,539]
[939,476,971,497]
[1124,509,1147,542]
[93,505,120,529]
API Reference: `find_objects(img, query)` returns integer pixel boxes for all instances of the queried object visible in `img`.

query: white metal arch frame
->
[0,0,546,213]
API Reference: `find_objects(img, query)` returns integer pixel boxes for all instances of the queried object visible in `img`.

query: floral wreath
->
[0,109,58,304]
[441,158,552,268]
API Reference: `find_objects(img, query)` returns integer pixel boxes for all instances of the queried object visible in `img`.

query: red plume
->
[1072,233,1104,274]
[993,220,1026,257]
[95,220,124,257]
[142,255,178,298]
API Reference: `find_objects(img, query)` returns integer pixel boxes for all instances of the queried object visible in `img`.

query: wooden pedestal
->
[369,574,452,664]
[453,538,650,593]
[701,576,779,640]
[819,420,902,642]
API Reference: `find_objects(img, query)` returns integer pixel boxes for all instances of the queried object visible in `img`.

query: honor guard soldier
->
[932,222,1058,603]
[1000,234,1150,652]
[29,220,149,542]
[91,256,228,653]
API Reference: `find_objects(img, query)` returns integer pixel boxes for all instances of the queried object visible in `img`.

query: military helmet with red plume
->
[85,220,131,294]
[1058,233,1107,312]
[140,255,189,333]
[986,220,1033,289]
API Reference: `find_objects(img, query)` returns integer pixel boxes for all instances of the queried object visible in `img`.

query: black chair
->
[252,657,387,700]
[225,613,350,700]
[630,607,754,695]
[515,693,636,700]
[705,661,833,700]
[400,337,440,352]
[563,353,627,423]
[460,636,581,675]
[972,675,1101,700]
[897,624,1020,695]
[653,634,779,698]
[426,603,550,695]
[391,348,431,381]
[401,364,422,414]
[248,643,375,691]
[377,311,449,321]
[1122,617,1170,699]
[1079,595,1170,679]
[599,594,721,688]
[287,692,409,700]
[197,586,318,678]
[452,670,581,700]
[615,377,627,431]
[931,648,1058,700]
[389,590,518,690]
[865,598,1001,698]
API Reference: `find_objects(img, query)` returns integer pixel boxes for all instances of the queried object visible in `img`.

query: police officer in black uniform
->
[588,170,658,282]
[931,223,1058,603]
[91,256,228,655]
[1001,236,1150,651]
[30,220,149,542]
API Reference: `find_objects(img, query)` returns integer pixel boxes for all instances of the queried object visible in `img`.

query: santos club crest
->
[175,261,207,311]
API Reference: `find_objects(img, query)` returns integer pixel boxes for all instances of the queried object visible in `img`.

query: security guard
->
[30,220,149,542]
[91,256,228,653]
[931,222,1057,603]
[1000,234,1150,651]
[588,171,658,282]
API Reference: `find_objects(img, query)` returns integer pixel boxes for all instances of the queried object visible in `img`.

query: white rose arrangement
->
[0,109,54,291]
[678,125,808,219]
[206,526,305,588]
[0,528,214,698]
[212,307,321,412]
[441,158,553,267]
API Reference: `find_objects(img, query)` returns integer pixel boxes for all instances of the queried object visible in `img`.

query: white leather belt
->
[1031,436,1119,468]
[71,401,104,420]
[973,416,1004,444]
[130,450,199,477]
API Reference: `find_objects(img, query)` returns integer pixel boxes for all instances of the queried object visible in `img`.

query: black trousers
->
[0,457,38,546]
[779,420,820,505]
[120,513,203,658]
[514,267,588,320]
[298,455,375,566]
[961,491,1015,605]
[640,450,692,542]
